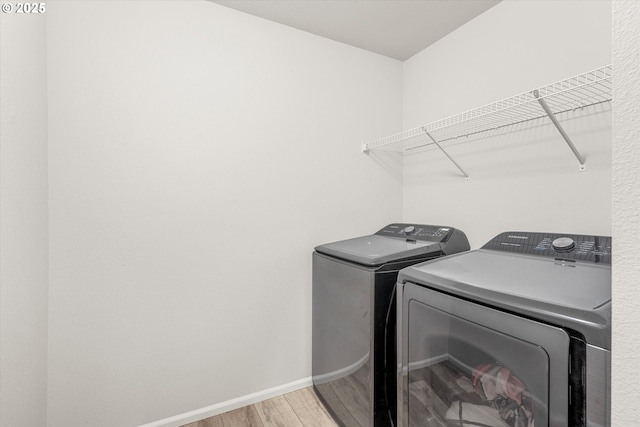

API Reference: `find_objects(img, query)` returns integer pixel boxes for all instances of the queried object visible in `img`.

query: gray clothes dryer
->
[313,223,469,427]
[397,231,611,427]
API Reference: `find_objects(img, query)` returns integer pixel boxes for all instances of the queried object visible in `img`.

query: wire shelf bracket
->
[424,129,470,181]
[533,89,586,171]
[361,65,612,177]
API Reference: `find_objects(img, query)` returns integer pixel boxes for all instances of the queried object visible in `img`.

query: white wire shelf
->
[362,65,613,176]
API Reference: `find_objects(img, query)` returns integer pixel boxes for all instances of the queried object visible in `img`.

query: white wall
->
[402,0,612,247]
[0,10,49,427]
[46,1,402,425]
[612,1,640,424]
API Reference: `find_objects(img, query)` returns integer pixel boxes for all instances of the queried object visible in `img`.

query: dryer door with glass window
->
[399,283,571,427]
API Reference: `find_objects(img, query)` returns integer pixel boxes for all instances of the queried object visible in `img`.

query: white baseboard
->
[138,377,313,427]
[311,352,369,384]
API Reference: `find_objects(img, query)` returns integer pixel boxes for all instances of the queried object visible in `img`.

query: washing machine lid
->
[314,223,463,266]
[316,234,439,266]
[398,231,612,349]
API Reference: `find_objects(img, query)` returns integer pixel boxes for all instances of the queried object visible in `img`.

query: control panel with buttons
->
[375,223,454,242]
[482,231,611,264]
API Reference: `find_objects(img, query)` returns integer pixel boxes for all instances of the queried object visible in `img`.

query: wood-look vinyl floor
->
[182,387,338,427]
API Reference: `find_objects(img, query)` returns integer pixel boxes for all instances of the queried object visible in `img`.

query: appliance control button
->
[403,226,416,234]
[552,237,575,252]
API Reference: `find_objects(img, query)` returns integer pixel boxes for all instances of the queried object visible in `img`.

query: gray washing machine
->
[397,231,611,427]
[313,223,470,427]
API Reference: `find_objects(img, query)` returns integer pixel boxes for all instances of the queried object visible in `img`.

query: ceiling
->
[211,0,501,61]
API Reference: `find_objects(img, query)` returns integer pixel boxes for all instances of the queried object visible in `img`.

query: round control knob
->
[552,237,575,252]
[403,226,416,235]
